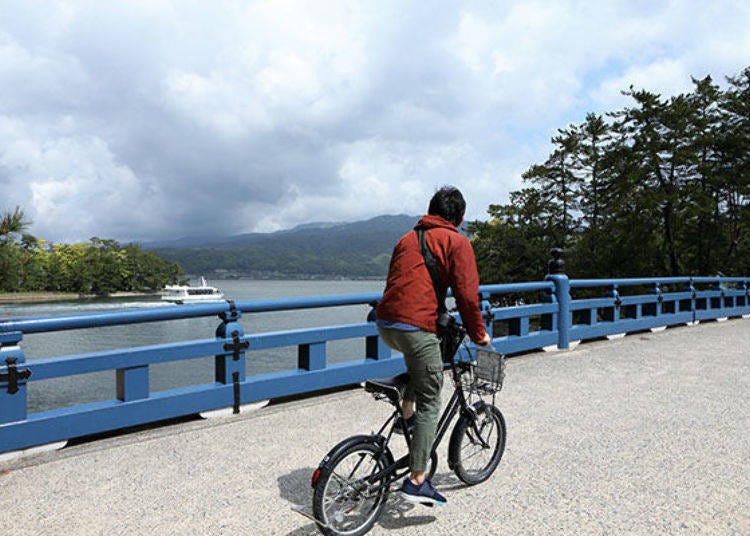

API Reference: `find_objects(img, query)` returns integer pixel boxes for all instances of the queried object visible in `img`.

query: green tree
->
[18,234,51,290]
[0,207,183,293]
[522,127,582,248]
[611,88,694,275]
[569,114,614,275]
[0,207,31,291]
[469,188,560,283]
[473,65,750,282]
[717,68,750,273]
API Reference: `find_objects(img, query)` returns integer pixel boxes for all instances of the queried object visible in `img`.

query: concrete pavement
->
[1,318,748,535]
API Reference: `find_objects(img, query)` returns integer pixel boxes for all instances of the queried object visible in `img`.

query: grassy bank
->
[0,291,161,304]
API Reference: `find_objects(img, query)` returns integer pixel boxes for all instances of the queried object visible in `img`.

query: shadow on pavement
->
[431,470,469,492]
[278,467,320,535]
[278,467,465,534]
[285,523,320,536]
[375,496,436,530]
[278,467,316,506]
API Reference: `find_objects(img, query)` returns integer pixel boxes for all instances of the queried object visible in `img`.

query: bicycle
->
[306,324,506,536]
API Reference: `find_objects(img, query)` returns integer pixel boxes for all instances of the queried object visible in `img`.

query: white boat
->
[162,277,225,304]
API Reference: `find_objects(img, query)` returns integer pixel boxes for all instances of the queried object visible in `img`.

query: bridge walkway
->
[1,318,748,535]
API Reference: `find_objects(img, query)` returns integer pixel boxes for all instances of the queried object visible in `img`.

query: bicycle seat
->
[364,373,410,405]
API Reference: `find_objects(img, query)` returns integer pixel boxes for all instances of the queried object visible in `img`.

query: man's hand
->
[476,333,491,347]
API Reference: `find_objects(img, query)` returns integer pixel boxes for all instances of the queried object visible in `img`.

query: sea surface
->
[0,279,385,414]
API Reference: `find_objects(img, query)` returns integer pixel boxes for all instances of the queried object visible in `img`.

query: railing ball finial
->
[548,248,565,275]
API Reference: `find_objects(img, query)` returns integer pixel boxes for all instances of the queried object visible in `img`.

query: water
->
[0,279,385,414]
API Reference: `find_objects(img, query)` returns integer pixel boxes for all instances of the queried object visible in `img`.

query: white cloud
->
[589,1,750,110]
[0,116,162,241]
[0,1,748,242]
[253,136,526,231]
[592,59,692,111]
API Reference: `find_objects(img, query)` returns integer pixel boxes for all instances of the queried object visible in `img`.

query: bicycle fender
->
[317,434,393,472]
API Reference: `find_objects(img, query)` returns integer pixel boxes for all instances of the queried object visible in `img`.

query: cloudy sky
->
[1,1,749,242]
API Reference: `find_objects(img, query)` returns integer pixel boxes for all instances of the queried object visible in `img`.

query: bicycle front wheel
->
[448,403,506,485]
[312,441,390,536]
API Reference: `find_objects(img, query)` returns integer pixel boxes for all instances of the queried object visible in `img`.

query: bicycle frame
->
[364,358,484,488]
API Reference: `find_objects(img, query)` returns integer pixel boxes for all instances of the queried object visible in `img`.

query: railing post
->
[0,332,30,424]
[742,281,750,316]
[686,278,697,324]
[480,291,494,340]
[116,366,149,402]
[601,284,619,322]
[366,301,391,360]
[299,342,326,370]
[653,283,663,316]
[545,248,571,350]
[712,278,726,311]
[215,302,247,414]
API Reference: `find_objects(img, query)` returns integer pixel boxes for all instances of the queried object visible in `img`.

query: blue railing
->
[568,276,750,342]
[1,273,749,454]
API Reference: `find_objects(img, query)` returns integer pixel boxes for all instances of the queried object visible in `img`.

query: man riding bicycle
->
[376,186,491,506]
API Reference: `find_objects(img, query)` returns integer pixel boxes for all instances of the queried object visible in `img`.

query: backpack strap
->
[416,229,447,315]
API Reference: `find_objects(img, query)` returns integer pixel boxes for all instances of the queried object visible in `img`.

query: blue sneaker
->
[400,478,447,506]
[393,414,416,435]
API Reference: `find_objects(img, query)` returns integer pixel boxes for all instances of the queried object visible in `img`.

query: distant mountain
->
[144,220,350,249]
[146,214,419,278]
[286,221,346,232]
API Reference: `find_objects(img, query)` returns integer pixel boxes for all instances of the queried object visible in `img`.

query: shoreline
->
[1,279,383,305]
[0,291,161,305]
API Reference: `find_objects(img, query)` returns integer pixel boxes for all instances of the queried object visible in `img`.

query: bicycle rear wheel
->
[448,403,506,485]
[312,441,390,536]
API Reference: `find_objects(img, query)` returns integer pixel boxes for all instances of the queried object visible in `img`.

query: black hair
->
[428,186,466,226]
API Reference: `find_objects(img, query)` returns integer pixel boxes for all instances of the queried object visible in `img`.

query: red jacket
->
[377,214,487,343]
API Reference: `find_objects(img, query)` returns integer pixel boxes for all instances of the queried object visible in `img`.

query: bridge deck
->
[1,319,748,535]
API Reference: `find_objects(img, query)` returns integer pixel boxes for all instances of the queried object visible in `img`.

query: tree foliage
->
[471,66,750,282]
[0,211,183,293]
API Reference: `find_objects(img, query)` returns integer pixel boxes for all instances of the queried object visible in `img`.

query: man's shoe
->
[393,414,416,435]
[400,478,447,506]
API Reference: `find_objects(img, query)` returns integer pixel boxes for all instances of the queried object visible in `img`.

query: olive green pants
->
[377,327,444,472]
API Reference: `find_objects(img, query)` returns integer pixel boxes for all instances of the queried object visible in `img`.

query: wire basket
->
[473,349,505,393]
